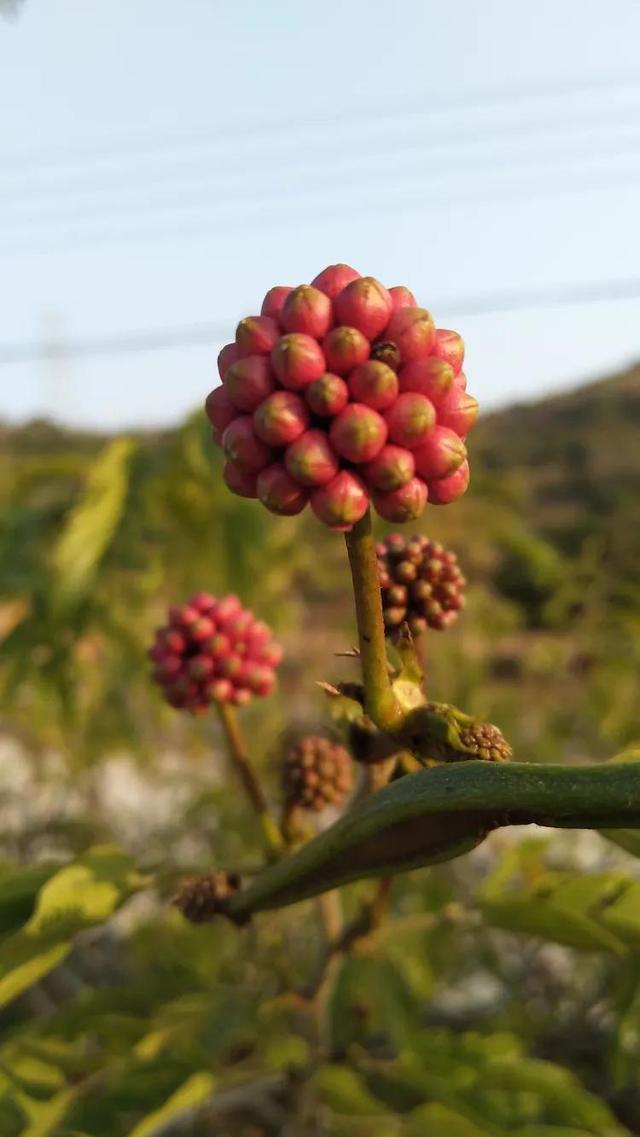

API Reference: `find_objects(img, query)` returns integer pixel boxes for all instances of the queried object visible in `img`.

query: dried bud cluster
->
[149,593,282,713]
[173,870,241,924]
[459,721,513,763]
[377,533,466,636]
[206,264,477,530]
[282,736,353,811]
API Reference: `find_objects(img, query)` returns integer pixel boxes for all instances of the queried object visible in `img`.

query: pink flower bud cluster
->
[149,593,282,713]
[205,264,477,530]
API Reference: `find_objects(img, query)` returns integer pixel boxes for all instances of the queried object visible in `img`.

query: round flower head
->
[282,736,353,812]
[149,593,282,712]
[376,534,466,637]
[205,264,477,528]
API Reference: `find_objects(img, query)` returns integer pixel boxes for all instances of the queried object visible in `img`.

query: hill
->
[0,363,638,765]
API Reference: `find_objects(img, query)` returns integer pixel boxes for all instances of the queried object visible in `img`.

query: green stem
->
[216,701,284,861]
[344,510,404,734]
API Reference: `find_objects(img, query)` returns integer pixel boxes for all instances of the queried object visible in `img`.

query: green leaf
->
[126,1071,216,1137]
[14,1087,78,1137]
[0,866,59,938]
[314,1065,390,1117]
[50,437,136,613]
[512,1129,595,1136]
[0,847,144,1008]
[407,1103,491,1136]
[483,866,640,954]
[228,761,640,920]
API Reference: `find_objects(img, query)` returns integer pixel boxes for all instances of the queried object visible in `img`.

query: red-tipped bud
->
[215,595,243,624]
[305,373,349,417]
[222,416,273,473]
[162,629,187,653]
[322,326,370,375]
[235,315,280,358]
[260,285,293,321]
[334,276,392,340]
[271,333,326,389]
[253,390,310,446]
[257,463,309,515]
[188,654,215,680]
[260,642,284,668]
[158,653,182,677]
[385,392,436,449]
[172,604,199,627]
[281,285,333,338]
[311,263,361,299]
[384,307,436,363]
[225,355,276,412]
[217,342,240,381]
[285,429,339,487]
[373,477,428,522]
[311,470,369,530]
[207,678,234,703]
[190,616,216,643]
[216,654,243,679]
[388,285,417,310]
[192,592,217,613]
[223,459,259,498]
[398,358,455,406]
[230,687,253,706]
[428,460,470,504]
[329,404,388,464]
[413,426,467,479]
[362,444,415,491]
[432,328,465,374]
[206,632,231,658]
[436,389,479,438]
[244,663,277,696]
[205,385,238,432]
[348,360,399,410]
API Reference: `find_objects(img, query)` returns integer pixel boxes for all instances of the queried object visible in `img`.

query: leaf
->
[126,1071,216,1137]
[0,866,59,937]
[0,847,144,1008]
[512,1129,595,1136]
[407,1103,491,1136]
[13,1087,78,1137]
[483,865,640,954]
[228,761,640,920]
[314,1065,389,1117]
[50,437,136,613]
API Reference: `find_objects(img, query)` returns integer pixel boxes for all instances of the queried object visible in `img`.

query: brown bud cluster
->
[173,870,241,924]
[282,736,353,811]
[459,721,512,763]
[376,533,466,636]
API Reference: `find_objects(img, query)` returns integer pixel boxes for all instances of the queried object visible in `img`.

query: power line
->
[2,161,639,258]
[1,278,639,367]
[2,120,639,225]
[1,71,639,175]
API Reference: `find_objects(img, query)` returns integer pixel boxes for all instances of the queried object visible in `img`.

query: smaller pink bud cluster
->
[377,533,466,637]
[148,593,282,713]
[205,264,477,531]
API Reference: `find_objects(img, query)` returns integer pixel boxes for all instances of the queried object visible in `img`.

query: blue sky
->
[1,0,639,430]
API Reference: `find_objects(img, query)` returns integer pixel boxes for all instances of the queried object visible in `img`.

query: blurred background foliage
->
[1,365,640,1134]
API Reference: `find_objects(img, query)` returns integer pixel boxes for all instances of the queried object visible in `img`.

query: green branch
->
[344,510,404,734]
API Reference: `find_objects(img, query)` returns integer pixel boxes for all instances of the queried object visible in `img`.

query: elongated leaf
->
[126,1071,216,1137]
[314,1065,389,1117]
[406,1104,491,1136]
[227,762,640,921]
[50,437,136,613]
[0,866,59,937]
[0,847,144,1008]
